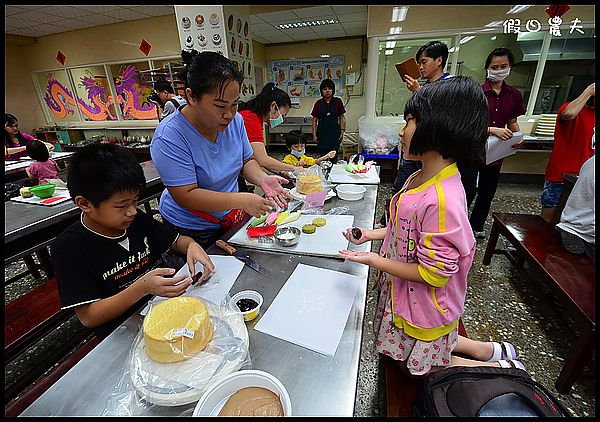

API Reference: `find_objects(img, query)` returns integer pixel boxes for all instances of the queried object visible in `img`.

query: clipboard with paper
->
[485,131,523,165]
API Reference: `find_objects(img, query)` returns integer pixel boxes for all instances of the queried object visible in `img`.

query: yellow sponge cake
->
[143,296,213,363]
[296,175,324,195]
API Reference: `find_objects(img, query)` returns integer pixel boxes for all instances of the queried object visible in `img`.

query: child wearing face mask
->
[282,130,336,167]
[458,47,526,240]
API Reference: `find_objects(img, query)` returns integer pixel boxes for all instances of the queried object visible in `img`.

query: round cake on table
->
[143,296,213,363]
[296,175,324,195]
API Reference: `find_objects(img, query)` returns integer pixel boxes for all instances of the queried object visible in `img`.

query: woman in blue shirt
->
[151,50,291,248]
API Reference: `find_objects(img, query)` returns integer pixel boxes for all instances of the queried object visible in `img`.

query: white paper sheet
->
[254,263,362,356]
[140,255,244,315]
[485,131,523,165]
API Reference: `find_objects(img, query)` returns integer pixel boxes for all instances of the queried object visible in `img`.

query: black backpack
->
[413,366,571,417]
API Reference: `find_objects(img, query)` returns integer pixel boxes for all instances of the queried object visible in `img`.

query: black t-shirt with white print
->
[51,209,179,339]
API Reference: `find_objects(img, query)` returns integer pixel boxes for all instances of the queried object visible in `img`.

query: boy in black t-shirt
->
[52,144,215,340]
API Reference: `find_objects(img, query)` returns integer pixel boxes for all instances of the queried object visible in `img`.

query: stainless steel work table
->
[4,160,163,266]
[21,184,378,416]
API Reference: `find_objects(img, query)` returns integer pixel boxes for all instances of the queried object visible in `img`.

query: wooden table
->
[483,212,595,393]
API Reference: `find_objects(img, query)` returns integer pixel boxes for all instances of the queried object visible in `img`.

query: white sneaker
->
[473,231,486,239]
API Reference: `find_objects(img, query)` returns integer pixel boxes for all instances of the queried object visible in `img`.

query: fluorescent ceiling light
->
[385,41,396,49]
[320,54,330,58]
[276,19,338,30]
[389,26,402,34]
[459,35,476,44]
[391,6,409,22]
[384,49,394,55]
[506,5,533,14]
[448,47,456,53]
[485,20,504,27]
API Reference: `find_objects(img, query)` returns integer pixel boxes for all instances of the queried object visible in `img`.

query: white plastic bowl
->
[193,369,292,416]
[231,290,263,322]
[336,184,366,201]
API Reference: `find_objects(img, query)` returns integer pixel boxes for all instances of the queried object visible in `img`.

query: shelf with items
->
[34,128,86,152]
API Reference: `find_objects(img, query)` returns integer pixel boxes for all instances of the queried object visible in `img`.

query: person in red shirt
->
[540,83,595,223]
[461,48,526,239]
[238,83,299,192]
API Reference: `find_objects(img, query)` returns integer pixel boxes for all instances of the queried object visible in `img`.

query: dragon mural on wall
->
[42,65,157,121]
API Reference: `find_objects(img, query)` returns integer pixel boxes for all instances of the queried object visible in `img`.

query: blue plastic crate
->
[360,146,399,161]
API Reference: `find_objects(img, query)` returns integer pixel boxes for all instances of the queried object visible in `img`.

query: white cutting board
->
[254,263,362,356]
[10,188,71,206]
[227,214,354,258]
[328,164,380,185]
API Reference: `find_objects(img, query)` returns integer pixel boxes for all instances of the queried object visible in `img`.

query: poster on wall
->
[174,5,256,101]
[268,56,345,98]
[174,5,227,56]
[223,5,255,99]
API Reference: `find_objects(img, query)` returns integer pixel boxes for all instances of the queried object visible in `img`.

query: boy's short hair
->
[67,143,146,207]
[403,76,488,166]
[285,130,306,148]
[416,41,449,69]
[153,79,175,94]
[26,139,49,162]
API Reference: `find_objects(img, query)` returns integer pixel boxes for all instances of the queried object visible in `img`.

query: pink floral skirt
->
[374,274,458,375]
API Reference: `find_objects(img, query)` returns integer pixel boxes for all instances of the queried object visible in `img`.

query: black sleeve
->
[136,209,179,255]
[52,231,103,309]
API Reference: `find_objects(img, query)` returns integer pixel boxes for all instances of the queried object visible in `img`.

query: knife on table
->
[215,239,269,276]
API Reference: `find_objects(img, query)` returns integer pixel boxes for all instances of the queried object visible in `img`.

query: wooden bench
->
[4,276,98,411]
[386,319,468,416]
[482,212,595,394]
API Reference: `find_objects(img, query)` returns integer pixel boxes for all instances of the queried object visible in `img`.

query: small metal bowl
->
[273,226,301,247]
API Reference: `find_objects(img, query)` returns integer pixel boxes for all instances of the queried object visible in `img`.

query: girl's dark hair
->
[178,49,243,101]
[4,113,29,148]
[285,129,306,148]
[238,82,291,116]
[416,41,449,69]
[26,139,49,162]
[484,47,515,69]
[67,143,146,207]
[319,78,336,96]
[403,76,488,166]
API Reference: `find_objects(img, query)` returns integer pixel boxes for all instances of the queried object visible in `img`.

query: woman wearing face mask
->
[311,78,346,164]
[461,47,526,240]
[238,83,299,191]
[150,50,291,249]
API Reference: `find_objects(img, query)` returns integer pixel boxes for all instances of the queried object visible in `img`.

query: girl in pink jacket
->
[339,76,525,375]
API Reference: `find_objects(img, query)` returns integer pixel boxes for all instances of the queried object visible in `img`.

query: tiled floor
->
[5,174,595,416]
